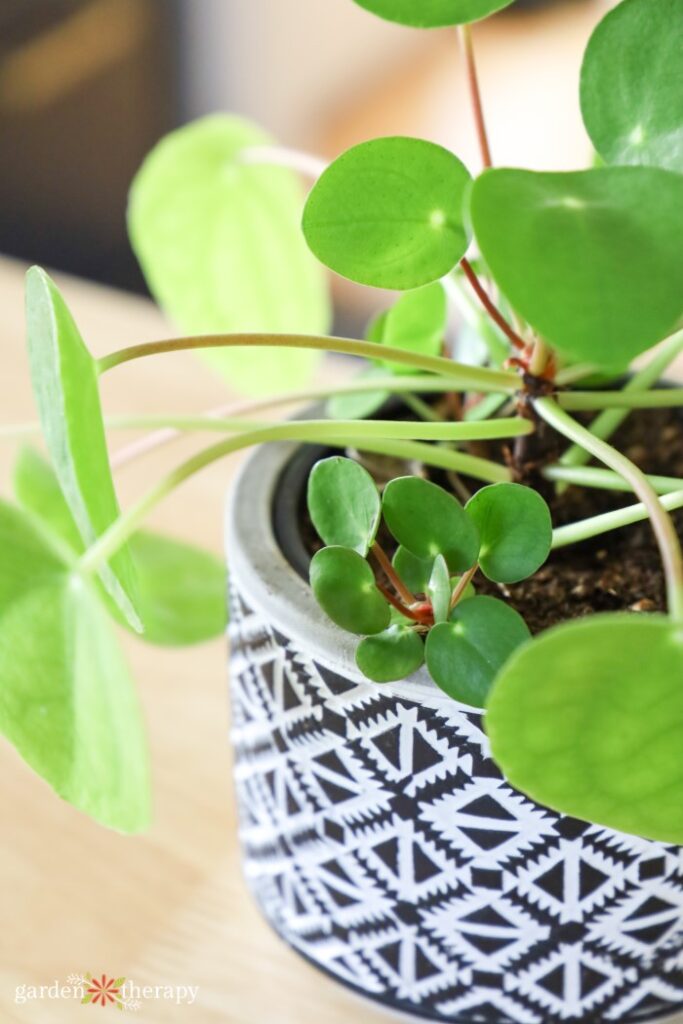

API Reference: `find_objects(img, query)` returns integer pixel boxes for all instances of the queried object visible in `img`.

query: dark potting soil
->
[298,404,683,635]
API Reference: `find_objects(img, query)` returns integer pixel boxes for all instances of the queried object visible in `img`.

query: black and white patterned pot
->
[226,437,683,1024]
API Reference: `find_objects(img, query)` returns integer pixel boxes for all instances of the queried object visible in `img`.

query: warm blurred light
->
[0,0,151,112]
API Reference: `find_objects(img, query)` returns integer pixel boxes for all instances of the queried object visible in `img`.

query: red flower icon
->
[84,974,123,1008]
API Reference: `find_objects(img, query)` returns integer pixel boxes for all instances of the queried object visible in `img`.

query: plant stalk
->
[77,424,512,576]
[458,24,492,169]
[372,542,417,606]
[449,564,478,611]
[558,329,683,471]
[543,464,683,495]
[557,388,683,411]
[536,397,683,622]
[552,491,683,550]
[460,259,526,352]
[97,332,519,393]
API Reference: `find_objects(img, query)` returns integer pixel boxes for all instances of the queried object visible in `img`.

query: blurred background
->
[1,0,613,319]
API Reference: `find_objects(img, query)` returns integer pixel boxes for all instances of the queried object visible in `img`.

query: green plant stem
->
[535,397,683,621]
[458,24,492,169]
[449,563,478,611]
[554,363,600,386]
[80,415,534,442]
[543,464,683,495]
[552,491,683,550]
[557,388,683,411]
[97,332,519,393]
[78,424,512,577]
[371,542,417,606]
[528,338,552,377]
[558,329,683,471]
[351,439,509,482]
[401,393,443,422]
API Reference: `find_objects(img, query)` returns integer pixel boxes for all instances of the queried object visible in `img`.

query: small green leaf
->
[303,137,472,290]
[466,482,552,583]
[356,625,425,682]
[310,546,390,635]
[352,0,516,27]
[0,501,150,832]
[580,0,683,173]
[383,476,479,573]
[14,448,227,646]
[129,114,331,396]
[374,284,447,373]
[25,268,142,632]
[393,545,433,594]
[470,167,683,367]
[487,614,683,844]
[308,456,381,556]
[425,595,530,707]
[427,554,451,623]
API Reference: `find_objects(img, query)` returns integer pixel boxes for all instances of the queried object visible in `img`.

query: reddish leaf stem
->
[460,258,527,352]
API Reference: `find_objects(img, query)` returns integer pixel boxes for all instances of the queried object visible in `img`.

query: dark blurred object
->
[0,0,179,291]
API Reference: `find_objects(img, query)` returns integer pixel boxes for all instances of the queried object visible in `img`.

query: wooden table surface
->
[0,255,387,1023]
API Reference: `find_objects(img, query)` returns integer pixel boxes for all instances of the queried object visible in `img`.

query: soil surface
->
[299,404,683,634]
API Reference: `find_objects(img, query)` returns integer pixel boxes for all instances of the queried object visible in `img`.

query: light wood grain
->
[0,255,385,1023]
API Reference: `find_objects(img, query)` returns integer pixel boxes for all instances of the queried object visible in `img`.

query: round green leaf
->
[0,501,150,833]
[25,268,142,632]
[580,0,683,173]
[375,283,447,373]
[487,614,683,844]
[303,137,472,290]
[426,595,530,707]
[466,482,552,583]
[427,554,451,623]
[352,0,515,27]
[310,546,390,635]
[308,456,381,556]
[128,114,331,396]
[470,167,683,367]
[383,476,479,573]
[356,625,425,682]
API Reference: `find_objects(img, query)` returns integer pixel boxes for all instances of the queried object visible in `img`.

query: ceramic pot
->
[226,435,683,1024]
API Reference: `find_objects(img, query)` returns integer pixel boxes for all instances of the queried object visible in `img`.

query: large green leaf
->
[0,501,150,832]
[307,456,381,556]
[466,483,551,583]
[352,0,515,27]
[25,268,142,632]
[470,167,683,367]
[128,115,331,396]
[580,0,683,173]
[303,137,472,290]
[487,614,683,843]
[425,595,529,707]
[13,448,227,647]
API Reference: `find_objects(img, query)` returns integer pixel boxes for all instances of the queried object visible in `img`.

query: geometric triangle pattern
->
[229,587,683,1023]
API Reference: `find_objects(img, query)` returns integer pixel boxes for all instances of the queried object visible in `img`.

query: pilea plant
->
[1,0,683,847]
[307,456,551,706]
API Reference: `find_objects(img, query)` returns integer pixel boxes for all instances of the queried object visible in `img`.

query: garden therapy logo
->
[14,974,199,1010]
[78,973,130,1010]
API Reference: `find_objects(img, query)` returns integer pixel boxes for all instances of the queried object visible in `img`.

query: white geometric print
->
[229,587,683,1024]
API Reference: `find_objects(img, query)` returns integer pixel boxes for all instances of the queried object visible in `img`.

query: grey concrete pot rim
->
[226,428,477,714]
